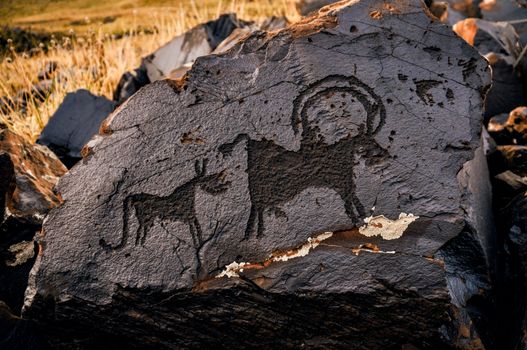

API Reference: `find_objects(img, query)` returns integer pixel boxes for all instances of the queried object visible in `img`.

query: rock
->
[479,0,527,45]
[143,14,250,83]
[493,189,527,349]
[494,145,527,176]
[113,15,287,104]
[453,19,526,120]
[213,17,289,55]
[0,129,66,314]
[37,89,117,168]
[295,0,339,15]
[0,301,47,350]
[487,106,527,145]
[487,145,527,208]
[112,14,248,104]
[484,54,527,120]
[112,67,150,105]
[24,1,494,348]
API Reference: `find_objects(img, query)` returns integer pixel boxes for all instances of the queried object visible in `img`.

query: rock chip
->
[37,89,116,168]
[25,1,494,348]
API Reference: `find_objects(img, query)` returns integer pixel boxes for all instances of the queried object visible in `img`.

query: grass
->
[0,0,299,142]
[1,0,295,34]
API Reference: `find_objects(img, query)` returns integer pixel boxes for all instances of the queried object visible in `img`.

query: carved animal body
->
[100,159,230,251]
[220,75,388,238]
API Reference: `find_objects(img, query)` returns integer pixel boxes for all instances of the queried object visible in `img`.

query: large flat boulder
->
[24,1,493,348]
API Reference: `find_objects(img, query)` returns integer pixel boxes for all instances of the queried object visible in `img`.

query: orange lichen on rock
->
[0,129,66,216]
[453,18,478,46]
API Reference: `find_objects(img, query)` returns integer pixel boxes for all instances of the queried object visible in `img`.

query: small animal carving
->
[100,159,230,251]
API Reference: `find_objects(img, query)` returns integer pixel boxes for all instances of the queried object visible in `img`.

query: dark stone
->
[0,130,66,314]
[37,89,116,167]
[494,189,527,349]
[0,301,47,350]
[479,0,527,45]
[112,67,150,105]
[295,0,338,15]
[24,1,494,348]
[113,14,252,104]
[453,19,526,121]
[493,145,527,177]
[485,57,526,121]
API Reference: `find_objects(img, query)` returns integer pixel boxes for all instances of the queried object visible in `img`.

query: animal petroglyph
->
[100,159,230,251]
[220,75,388,239]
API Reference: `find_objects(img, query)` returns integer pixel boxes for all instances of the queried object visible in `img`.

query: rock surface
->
[24,1,494,348]
[37,89,116,168]
[113,14,288,104]
[113,14,251,104]
[295,0,339,15]
[0,129,66,313]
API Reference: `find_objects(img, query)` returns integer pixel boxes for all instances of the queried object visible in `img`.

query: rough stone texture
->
[113,14,249,104]
[0,129,66,313]
[37,89,116,167]
[25,1,494,348]
[113,15,287,104]
[144,14,251,82]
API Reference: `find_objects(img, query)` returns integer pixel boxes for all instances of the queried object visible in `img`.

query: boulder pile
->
[0,129,66,312]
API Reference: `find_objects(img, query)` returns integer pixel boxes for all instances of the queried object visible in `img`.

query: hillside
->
[0,0,289,33]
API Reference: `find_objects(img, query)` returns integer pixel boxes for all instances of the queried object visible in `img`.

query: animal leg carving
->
[257,208,264,238]
[245,205,257,240]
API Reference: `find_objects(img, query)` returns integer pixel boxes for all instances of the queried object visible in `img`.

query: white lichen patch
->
[358,213,419,240]
[216,231,334,279]
[216,261,249,278]
[7,241,35,267]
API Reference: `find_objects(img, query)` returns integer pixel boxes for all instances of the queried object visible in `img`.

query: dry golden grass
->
[0,0,299,142]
